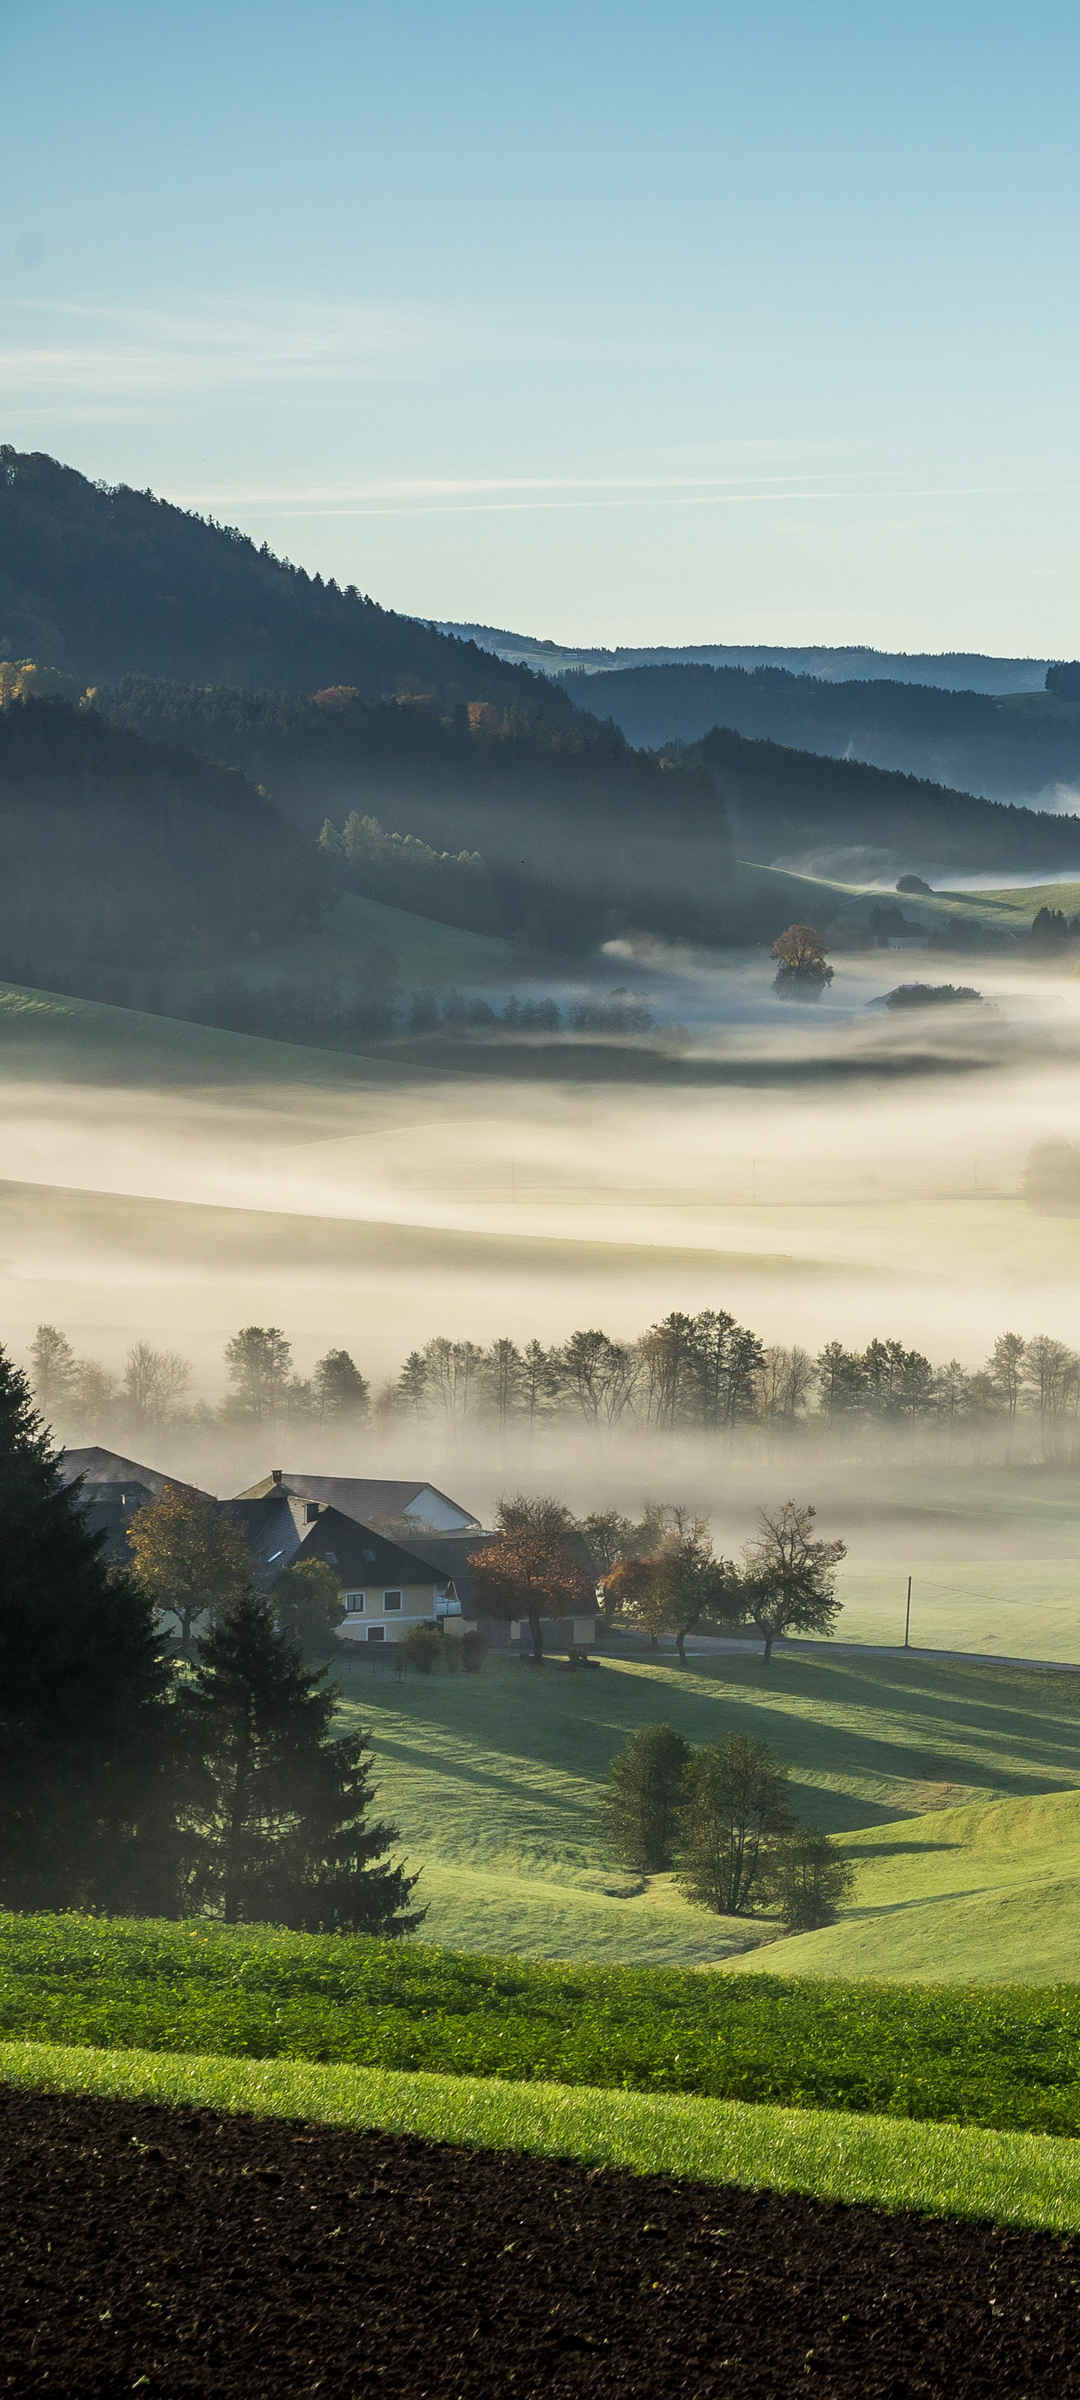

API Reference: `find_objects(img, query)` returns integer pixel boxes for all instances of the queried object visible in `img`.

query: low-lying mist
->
[6,956,1080,1512]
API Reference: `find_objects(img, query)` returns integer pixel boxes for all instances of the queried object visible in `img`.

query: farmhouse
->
[292,1508,463,1645]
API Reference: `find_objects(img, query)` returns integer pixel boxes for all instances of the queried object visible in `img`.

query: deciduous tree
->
[467,1494,593,1662]
[676,1735,791,1916]
[740,1500,846,1664]
[129,1483,253,1657]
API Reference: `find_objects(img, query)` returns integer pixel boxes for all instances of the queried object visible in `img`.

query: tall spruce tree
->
[0,1345,176,1913]
[182,1594,423,1933]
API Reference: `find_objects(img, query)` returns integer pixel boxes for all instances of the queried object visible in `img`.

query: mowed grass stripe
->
[7,2041,1080,2237]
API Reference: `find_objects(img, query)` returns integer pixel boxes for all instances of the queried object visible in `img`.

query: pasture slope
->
[334,1645,1080,1968]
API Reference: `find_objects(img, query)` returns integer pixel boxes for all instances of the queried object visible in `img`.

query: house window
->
[344,1592,365,1614]
[305,1501,321,1523]
[367,1624,386,1643]
[383,1590,403,1613]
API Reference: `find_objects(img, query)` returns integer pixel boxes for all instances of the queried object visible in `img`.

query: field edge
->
[6,2040,1080,2234]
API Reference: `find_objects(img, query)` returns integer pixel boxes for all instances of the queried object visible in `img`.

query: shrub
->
[399,1624,441,1675]
[765,1825,856,1932]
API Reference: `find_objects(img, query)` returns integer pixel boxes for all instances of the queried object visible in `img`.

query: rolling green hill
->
[732,1788,1080,1983]
[330,1647,1080,1966]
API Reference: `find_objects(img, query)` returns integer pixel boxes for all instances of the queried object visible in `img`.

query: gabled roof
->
[59,1447,208,1500]
[233,1471,480,1531]
[293,1508,451,1592]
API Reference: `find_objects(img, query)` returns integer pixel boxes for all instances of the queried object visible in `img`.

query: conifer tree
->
[597,1722,690,1874]
[183,1594,423,1933]
[0,1345,175,1913]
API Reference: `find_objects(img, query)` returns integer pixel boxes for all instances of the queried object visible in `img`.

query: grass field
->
[329,1647,1080,1964]
[731,1788,1080,1984]
[7,1915,1080,2133]
[832,1554,1080,1662]
[8,2041,1080,2234]
[736,858,1080,946]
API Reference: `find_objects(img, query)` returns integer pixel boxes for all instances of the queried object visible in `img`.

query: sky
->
[4,0,1080,652]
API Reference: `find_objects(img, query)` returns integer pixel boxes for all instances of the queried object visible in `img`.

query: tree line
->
[29,1314,1080,1455]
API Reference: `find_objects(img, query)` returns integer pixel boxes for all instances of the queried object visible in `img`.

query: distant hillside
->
[557,661,1080,807]
[439,622,1048,695]
[684,724,1080,881]
[0,697,324,983]
[0,448,571,710]
[89,675,736,951]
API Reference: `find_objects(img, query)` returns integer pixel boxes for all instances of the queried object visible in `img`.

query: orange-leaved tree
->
[467,1494,594,1662]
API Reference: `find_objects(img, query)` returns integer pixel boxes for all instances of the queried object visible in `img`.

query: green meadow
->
[328,1647,1080,1967]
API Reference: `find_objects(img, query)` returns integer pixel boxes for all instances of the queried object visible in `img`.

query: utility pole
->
[904,1574,912,1650]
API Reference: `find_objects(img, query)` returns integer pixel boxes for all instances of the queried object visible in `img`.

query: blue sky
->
[5,0,1079,650]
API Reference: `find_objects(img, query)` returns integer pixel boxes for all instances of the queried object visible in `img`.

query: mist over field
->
[6,953,1080,1468]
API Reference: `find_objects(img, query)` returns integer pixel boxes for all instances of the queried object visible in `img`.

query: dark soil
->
[4,2085,1080,2396]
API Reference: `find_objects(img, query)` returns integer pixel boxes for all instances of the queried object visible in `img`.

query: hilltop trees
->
[29,1323,76,1420]
[0,1347,174,1914]
[181,1595,423,1933]
[312,1348,370,1423]
[224,1326,294,1421]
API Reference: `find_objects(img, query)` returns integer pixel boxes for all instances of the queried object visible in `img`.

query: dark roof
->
[232,1472,479,1530]
[74,1481,157,1564]
[294,1508,451,1591]
[395,1529,497,1610]
[59,1447,208,1500]
[219,1494,297,1574]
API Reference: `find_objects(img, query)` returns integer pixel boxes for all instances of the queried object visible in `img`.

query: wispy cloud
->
[0,296,425,402]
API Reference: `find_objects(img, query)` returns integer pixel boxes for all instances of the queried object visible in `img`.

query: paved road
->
[684,1633,1080,1674]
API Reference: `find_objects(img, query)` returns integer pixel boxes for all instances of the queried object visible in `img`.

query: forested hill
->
[561,661,1080,808]
[0,449,572,710]
[685,724,1080,877]
[89,675,733,951]
[441,623,1049,695]
[0,698,324,982]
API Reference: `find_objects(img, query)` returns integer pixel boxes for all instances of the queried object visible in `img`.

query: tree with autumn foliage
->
[129,1483,253,1657]
[771,922,833,1000]
[467,1494,594,1662]
[614,1516,737,1663]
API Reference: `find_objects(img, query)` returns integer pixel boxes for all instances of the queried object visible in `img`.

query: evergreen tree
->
[312,1347,370,1422]
[0,1346,176,1913]
[597,1723,690,1874]
[183,1594,423,1932]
